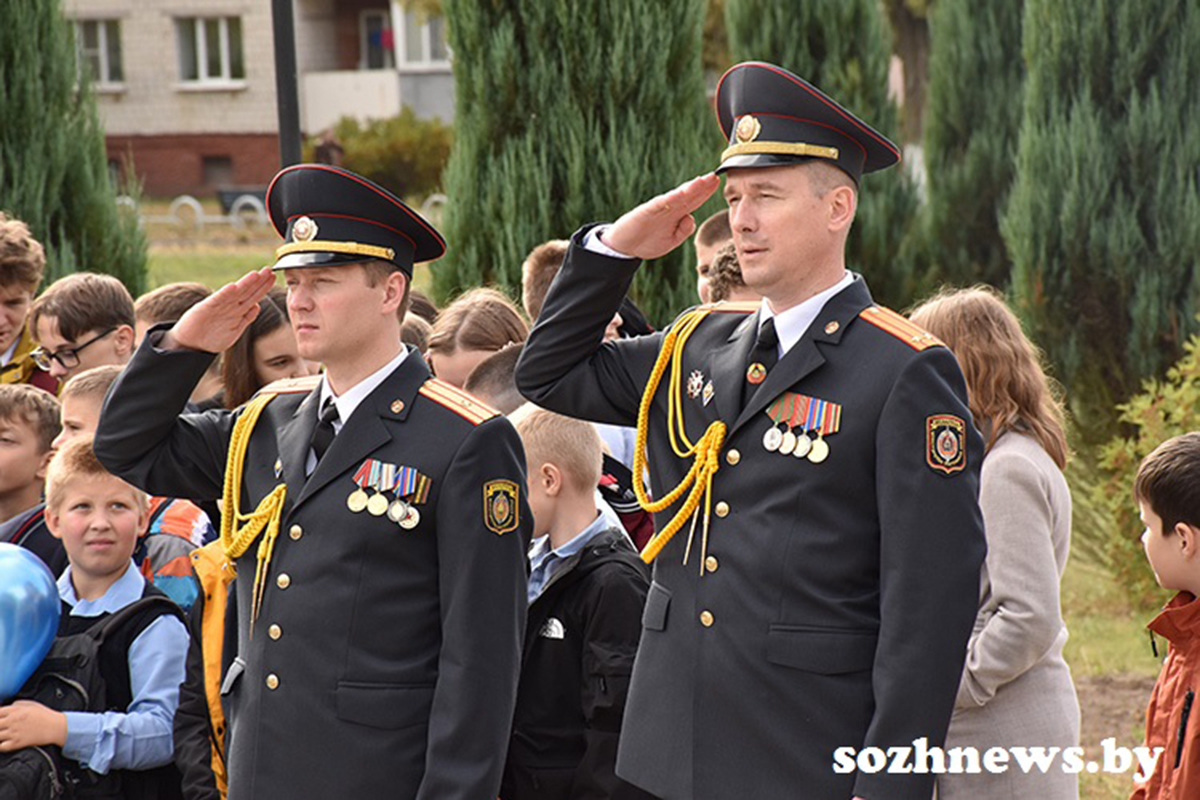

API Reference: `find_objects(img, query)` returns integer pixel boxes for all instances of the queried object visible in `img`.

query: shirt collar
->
[58,561,144,616]
[529,511,610,569]
[318,347,408,431]
[758,271,855,357]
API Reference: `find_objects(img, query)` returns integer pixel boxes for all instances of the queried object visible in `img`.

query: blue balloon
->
[0,543,60,702]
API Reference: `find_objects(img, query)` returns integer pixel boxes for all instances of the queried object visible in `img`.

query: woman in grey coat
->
[911,287,1080,800]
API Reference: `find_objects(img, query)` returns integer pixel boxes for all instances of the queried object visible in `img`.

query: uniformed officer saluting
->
[95,165,530,799]
[516,62,986,800]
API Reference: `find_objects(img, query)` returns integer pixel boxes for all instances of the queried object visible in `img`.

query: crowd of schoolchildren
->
[1,198,1200,800]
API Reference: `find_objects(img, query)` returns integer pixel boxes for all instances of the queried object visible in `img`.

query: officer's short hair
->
[134,282,212,325]
[1136,433,1200,534]
[61,365,124,405]
[30,272,135,342]
[520,240,569,322]
[695,209,731,248]
[510,404,602,493]
[0,384,60,453]
[357,259,412,319]
[463,343,524,415]
[0,213,46,294]
[45,435,147,513]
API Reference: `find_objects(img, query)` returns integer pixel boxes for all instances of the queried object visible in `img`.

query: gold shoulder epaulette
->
[859,306,943,351]
[419,379,499,425]
[703,301,759,314]
[257,374,323,395]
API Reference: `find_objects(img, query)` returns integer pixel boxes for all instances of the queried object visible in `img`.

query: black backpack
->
[0,595,185,800]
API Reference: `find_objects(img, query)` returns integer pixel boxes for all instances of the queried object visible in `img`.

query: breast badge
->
[927,415,966,474]
[484,479,520,535]
[687,370,705,399]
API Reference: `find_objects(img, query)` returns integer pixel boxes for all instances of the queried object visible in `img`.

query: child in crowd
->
[221,288,311,409]
[706,242,761,304]
[501,405,651,800]
[0,213,56,392]
[0,383,63,573]
[57,366,211,610]
[407,289,439,324]
[692,209,732,304]
[29,272,137,384]
[464,342,526,415]
[401,312,432,356]
[427,287,528,388]
[1133,432,1200,798]
[134,282,223,409]
[0,437,189,792]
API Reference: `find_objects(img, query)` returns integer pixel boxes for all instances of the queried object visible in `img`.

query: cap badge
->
[735,115,762,144]
[292,216,318,242]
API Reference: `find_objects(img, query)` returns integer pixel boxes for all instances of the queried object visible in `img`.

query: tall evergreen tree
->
[438,0,717,324]
[920,0,1024,290]
[1002,0,1200,441]
[725,0,919,309]
[0,0,147,292]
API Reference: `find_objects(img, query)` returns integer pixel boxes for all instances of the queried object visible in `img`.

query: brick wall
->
[108,133,280,197]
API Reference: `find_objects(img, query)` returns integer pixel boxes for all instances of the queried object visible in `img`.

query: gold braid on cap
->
[634,308,727,575]
[275,240,395,261]
[720,141,840,163]
[221,391,288,630]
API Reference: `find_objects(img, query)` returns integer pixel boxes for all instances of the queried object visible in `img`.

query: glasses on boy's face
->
[31,327,117,371]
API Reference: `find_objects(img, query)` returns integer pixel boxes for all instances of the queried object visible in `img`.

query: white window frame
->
[175,16,246,90]
[359,9,396,70]
[74,19,124,89]
[396,8,450,71]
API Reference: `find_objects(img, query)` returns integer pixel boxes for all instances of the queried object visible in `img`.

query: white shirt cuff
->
[582,226,636,260]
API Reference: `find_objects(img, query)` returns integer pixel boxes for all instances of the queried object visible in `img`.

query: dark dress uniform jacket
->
[94,333,529,800]
[515,228,987,800]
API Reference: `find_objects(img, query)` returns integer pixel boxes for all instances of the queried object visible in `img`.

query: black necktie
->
[742,317,779,407]
[310,398,339,462]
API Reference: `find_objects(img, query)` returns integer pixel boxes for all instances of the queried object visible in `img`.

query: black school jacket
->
[95,332,529,800]
[501,524,653,800]
[515,226,987,800]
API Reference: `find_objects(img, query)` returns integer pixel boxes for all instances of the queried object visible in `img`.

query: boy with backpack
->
[0,437,188,798]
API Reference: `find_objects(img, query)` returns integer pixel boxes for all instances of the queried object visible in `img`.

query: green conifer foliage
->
[1002,0,1200,441]
[920,0,1024,290]
[725,0,919,309]
[438,0,717,323]
[0,0,147,291]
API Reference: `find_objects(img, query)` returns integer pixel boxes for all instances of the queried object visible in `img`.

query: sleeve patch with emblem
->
[927,414,966,475]
[484,479,520,535]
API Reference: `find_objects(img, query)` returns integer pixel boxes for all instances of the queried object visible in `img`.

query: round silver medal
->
[792,433,812,458]
[387,499,410,523]
[399,506,421,530]
[762,426,783,452]
[779,430,797,456]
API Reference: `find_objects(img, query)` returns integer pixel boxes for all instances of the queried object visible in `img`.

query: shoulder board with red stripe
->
[859,306,943,351]
[419,379,499,425]
[256,374,323,395]
[702,301,759,314]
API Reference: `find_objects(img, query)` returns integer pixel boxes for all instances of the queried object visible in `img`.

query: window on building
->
[360,10,395,70]
[75,19,123,85]
[202,155,234,187]
[399,10,450,67]
[177,17,245,83]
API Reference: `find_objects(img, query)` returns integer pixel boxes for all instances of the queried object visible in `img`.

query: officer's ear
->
[380,269,408,316]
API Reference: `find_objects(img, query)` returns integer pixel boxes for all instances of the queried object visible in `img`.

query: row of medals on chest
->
[346,459,428,529]
[761,392,841,463]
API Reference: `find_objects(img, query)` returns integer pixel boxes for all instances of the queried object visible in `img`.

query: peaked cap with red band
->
[266,164,446,274]
[714,61,901,184]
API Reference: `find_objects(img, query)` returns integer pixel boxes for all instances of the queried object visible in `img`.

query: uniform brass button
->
[704,555,719,573]
[266,674,280,690]
[726,449,740,466]
[699,610,715,627]
[289,524,302,540]
[268,624,282,640]
[715,501,730,518]
[276,573,291,589]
